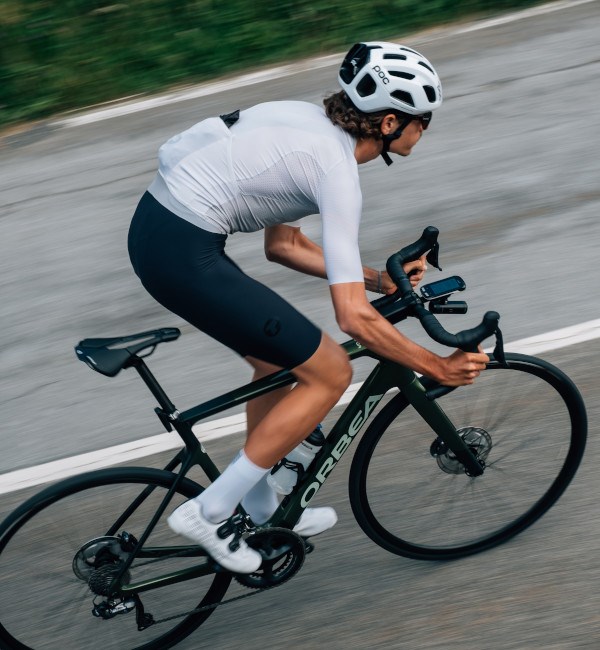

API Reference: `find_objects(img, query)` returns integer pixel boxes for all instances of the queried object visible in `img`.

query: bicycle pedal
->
[303,539,315,554]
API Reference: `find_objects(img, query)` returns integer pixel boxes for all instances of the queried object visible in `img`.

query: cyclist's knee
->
[332,352,353,394]
[295,335,352,396]
[321,355,352,398]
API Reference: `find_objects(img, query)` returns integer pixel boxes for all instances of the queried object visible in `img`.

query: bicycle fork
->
[398,370,485,477]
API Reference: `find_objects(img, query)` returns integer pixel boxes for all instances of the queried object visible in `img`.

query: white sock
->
[194,450,270,524]
[241,472,280,524]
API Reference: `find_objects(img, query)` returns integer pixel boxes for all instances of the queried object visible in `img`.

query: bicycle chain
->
[119,547,280,628]
[149,580,279,627]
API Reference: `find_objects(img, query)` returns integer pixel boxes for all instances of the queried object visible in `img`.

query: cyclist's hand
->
[378,254,427,294]
[403,254,427,287]
[437,348,489,386]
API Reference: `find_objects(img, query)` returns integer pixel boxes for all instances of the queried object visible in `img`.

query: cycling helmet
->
[339,42,442,165]
[339,42,442,115]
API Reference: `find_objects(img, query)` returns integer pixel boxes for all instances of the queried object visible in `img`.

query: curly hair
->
[323,90,390,140]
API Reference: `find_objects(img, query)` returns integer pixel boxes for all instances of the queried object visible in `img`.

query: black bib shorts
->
[127,192,322,370]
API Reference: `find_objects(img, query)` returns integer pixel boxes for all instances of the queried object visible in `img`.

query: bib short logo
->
[264,318,281,337]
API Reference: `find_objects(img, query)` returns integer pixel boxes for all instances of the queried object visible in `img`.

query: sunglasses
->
[396,111,432,130]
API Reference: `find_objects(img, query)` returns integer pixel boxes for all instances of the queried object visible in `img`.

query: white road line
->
[436,0,596,36]
[52,0,597,129]
[1,318,598,495]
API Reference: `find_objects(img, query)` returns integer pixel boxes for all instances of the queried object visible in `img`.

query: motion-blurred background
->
[2,0,549,127]
[1,1,599,648]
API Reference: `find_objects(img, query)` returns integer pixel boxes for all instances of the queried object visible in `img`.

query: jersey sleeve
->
[318,158,364,285]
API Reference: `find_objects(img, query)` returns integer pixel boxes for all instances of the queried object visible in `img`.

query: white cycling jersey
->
[148,101,364,285]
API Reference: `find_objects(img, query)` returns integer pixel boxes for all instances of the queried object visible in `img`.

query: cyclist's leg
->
[244,334,351,467]
[196,333,350,523]
[174,335,348,559]
[245,356,292,434]
[241,353,343,533]
[239,357,288,523]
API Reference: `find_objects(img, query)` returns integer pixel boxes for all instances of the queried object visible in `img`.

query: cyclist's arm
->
[264,224,390,292]
[329,282,488,386]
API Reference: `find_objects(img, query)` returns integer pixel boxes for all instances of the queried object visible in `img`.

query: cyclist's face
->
[387,119,423,157]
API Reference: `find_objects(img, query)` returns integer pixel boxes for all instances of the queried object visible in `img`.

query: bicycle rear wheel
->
[0,467,231,650]
[349,354,587,560]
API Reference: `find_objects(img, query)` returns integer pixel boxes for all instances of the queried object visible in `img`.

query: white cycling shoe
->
[167,500,262,574]
[293,507,337,538]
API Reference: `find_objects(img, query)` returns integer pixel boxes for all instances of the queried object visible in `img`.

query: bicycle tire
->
[0,467,231,650]
[348,353,587,560]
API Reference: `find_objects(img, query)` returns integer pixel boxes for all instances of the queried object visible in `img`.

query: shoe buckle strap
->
[217,514,245,551]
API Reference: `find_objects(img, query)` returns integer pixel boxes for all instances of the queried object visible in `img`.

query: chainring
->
[234,527,305,589]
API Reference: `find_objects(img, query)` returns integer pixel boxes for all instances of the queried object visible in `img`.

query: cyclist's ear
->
[380,114,399,135]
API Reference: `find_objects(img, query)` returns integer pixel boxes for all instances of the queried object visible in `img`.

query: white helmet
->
[339,42,442,115]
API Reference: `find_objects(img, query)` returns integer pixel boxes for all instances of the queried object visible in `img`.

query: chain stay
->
[111,530,298,629]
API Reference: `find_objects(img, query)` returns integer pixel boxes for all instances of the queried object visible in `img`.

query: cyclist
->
[127,41,489,573]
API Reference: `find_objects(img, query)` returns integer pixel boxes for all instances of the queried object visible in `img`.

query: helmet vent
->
[340,65,354,84]
[391,90,415,107]
[418,61,435,74]
[340,43,369,83]
[423,85,437,102]
[399,47,418,54]
[389,71,415,80]
[356,73,377,97]
[384,53,407,61]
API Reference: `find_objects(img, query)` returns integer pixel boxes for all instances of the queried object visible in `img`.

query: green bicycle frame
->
[115,336,481,597]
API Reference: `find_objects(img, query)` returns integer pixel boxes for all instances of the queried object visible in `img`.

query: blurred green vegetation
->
[0,0,546,127]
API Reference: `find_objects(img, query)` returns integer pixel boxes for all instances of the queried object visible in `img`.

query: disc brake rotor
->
[436,427,492,475]
[235,527,305,589]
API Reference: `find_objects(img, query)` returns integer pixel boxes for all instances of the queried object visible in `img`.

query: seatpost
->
[130,357,177,414]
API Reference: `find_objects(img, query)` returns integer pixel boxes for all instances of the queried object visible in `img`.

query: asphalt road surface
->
[1,1,599,648]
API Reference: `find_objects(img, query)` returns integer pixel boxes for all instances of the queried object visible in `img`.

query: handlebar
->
[386,225,441,296]
[375,226,506,361]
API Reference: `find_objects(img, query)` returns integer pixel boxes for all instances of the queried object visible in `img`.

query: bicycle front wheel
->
[349,353,587,560]
[0,467,231,650]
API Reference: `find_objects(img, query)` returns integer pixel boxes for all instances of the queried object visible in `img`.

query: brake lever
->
[426,242,442,271]
[492,326,509,368]
[425,325,508,401]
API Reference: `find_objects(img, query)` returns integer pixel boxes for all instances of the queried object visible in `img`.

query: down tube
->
[270,360,411,529]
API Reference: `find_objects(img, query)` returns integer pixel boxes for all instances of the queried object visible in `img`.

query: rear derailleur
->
[92,593,154,630]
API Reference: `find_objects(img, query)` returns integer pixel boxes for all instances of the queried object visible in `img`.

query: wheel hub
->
[433,427,492,475]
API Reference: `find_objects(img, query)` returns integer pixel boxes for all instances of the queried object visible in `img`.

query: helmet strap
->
[381,116,413,166]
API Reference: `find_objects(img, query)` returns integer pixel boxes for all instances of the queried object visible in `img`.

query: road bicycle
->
[0,227,587,650]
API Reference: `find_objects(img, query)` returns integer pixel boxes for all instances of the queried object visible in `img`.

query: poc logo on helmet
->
[372,65,389,85]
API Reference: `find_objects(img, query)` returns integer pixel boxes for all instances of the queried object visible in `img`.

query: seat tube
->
[131,357,177,413]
